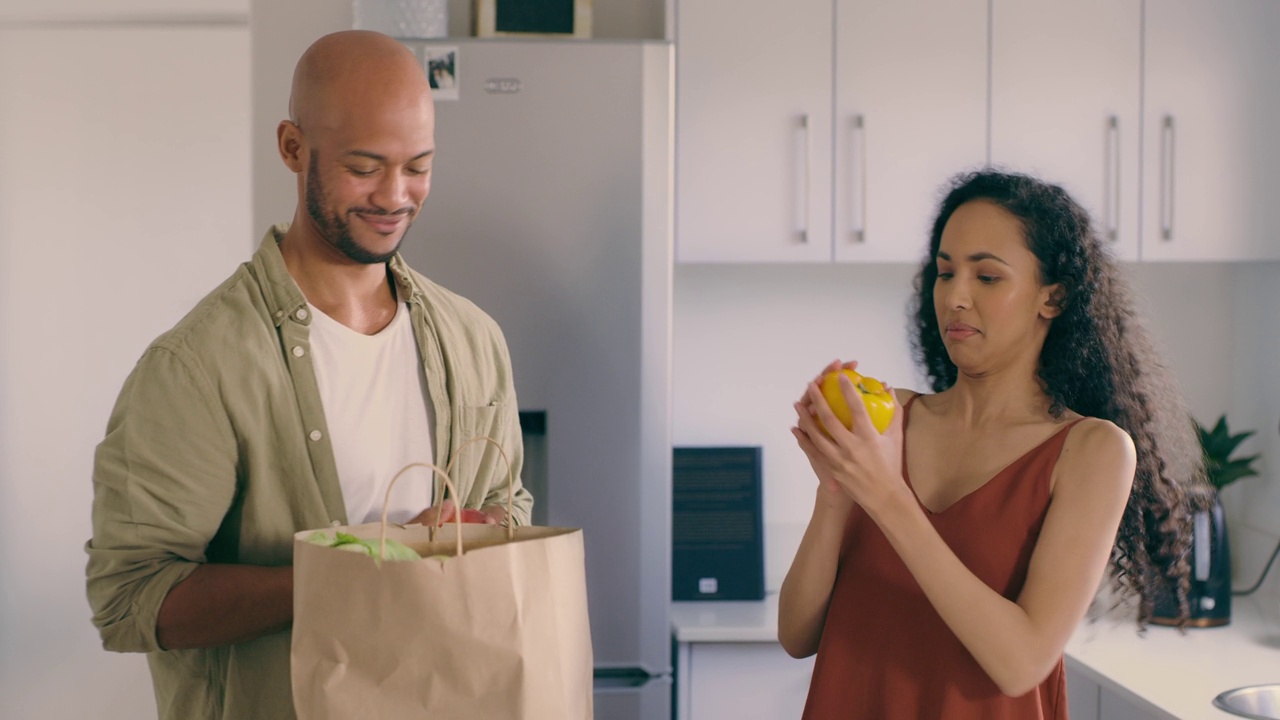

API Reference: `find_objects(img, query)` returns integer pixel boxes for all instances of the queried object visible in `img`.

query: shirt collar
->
[386,253,423,306]
[254,224,424,328]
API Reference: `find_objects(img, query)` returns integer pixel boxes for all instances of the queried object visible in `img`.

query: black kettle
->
[1151,491,1231,627]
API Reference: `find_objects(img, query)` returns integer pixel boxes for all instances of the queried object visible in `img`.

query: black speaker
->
[671,446,765,601]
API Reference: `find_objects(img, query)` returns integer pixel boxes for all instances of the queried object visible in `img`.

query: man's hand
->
[478,504,509,526]
[408,499,498,527]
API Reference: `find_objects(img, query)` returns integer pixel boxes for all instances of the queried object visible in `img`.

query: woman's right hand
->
[793,359,858,514]
[780,361,859,658]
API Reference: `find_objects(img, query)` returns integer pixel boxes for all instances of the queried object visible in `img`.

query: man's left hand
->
[409,499,501,526]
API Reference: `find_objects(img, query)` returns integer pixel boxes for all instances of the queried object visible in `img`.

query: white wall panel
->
[672,263,920,527]
[0,24,250,719]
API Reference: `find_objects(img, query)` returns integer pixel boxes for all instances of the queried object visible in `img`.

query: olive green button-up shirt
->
[86,226,532,720]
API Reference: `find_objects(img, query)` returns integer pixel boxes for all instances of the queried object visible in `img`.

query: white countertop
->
[671,592,785,643]
[671,593,1280,719]
[1066,594,1280,719]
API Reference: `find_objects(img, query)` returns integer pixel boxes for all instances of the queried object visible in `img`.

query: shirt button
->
[274,310,284,319]
[309,430,322,441]
[292,346,306,357]
[296,308,309,321]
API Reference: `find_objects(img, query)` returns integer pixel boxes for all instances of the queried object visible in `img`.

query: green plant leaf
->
[1201,417,1231,456]
[1197,415,1261,489]
[1217,456,1261,483]
[1219,429,1257,459]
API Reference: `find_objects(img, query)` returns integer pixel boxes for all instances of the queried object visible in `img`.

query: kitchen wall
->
[672,259,1280,602]
[1223,262,1280,598]
[0,3,251,719]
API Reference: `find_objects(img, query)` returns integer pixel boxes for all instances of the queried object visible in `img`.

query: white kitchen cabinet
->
[675,0,833,263]
[675,641,814,719]
[675,0,986,264]
[1066,657,1102,720]
[1098,687,1174,720]
[990,0,1141,262]
[832,0,987,263]
[1141,0,1280,261]
[1066,658,1176,720]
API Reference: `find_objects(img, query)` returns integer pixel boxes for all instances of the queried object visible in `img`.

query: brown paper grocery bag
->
[291,458,593,720]
[292,521,593,719]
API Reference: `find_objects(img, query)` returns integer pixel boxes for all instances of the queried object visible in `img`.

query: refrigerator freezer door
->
[399,39,674,676]
[595,675,673,720]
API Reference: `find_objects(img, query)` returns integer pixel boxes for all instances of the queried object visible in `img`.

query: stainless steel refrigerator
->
[397,39,674,720]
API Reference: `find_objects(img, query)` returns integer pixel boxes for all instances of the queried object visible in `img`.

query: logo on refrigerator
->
[483,78,522,94]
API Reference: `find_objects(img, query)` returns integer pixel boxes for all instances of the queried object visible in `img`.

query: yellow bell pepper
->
[819,369,894,434]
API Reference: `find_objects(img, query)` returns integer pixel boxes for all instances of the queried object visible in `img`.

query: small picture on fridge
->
[423,46,458,101]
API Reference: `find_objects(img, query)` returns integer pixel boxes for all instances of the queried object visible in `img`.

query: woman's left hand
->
[793,373,909,519]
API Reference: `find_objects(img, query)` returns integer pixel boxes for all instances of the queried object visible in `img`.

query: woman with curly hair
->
[778,170,1203,719]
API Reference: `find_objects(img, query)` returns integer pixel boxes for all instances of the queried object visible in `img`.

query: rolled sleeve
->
[86,344,238,653]
[482,398,533,527]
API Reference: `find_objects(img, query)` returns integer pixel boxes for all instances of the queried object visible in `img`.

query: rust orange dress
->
[801,397,1082,719]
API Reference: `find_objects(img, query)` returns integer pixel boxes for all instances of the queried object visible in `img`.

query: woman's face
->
[933,200,1061,378]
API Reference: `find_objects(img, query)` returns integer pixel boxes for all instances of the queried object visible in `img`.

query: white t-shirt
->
[308,301,435,525]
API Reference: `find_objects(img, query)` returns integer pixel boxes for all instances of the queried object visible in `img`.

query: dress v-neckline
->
[901,397,1082,516]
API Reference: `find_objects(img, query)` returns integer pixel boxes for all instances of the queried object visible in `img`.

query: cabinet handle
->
[851,114,866,243]
[1161,115,1176,241]
[795,113,811,243]
[1105,116,1120,242]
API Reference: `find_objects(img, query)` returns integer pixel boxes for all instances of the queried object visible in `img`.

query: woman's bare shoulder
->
[1065,416,1132,450]
[1057,417,1137,492]
[892,387,920,405]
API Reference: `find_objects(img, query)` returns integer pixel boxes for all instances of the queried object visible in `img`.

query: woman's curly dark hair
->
[910,169,1207,625]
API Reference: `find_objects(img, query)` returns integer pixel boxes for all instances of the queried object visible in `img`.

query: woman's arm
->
[873,419,1135,695]
[778,381,916,658]
[778,487,854,658]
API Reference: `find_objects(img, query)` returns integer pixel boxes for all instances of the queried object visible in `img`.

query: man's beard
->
[305,152,412,264]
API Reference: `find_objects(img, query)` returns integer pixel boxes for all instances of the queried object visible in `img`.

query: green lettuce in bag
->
[305,531,421,562]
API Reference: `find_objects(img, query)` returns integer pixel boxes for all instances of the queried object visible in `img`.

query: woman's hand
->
[792,360,909,520]
[780,358,898,659]
[792,360,857,512]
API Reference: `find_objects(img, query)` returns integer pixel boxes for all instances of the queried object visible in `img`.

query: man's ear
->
[277,120,306,172]
[1039,283,1066,320]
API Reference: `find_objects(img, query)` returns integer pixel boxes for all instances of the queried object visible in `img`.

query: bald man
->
[86,31,532,720]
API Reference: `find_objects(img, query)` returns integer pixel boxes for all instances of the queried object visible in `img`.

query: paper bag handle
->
[444,434,516,542]
[380,462,463,560]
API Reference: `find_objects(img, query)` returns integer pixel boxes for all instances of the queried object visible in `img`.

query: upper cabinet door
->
[1142,0,1280,261]
[833,0,987,264]
[990,0,1141,262]
[675,0,834,263]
